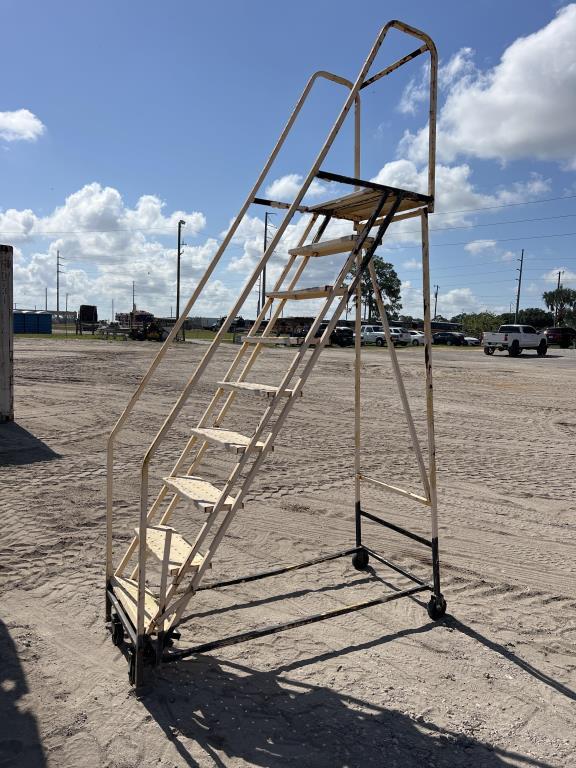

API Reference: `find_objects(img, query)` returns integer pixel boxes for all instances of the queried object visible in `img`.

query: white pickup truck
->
[358,325,411,346]
[482,324,547,357]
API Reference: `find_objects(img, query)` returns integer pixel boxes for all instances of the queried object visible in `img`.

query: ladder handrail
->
[105,70,358,584]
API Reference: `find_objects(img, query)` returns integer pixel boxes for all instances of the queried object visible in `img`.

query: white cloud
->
[401,5,576,168]
[500,250,515,262]
[10,183,216,317]
[371,159,549,231]
[402,258,422,269]
[464,239,496,254]
[265,173,327,202]
[397,78,428,116]
[0,109,45,142]
[398,47,475,115]
[435,287,483,316]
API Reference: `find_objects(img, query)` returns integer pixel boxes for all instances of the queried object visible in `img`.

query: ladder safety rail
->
[106,68,359,592]
[105,19,444,687]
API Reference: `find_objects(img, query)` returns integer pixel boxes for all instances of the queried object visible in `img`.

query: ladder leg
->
[133,639,145,687]
[354,246,364,552]
[421,208,445,619]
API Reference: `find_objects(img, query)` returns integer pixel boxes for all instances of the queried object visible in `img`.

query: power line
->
[431,193,576,215]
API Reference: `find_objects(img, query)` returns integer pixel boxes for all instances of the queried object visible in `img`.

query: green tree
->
[517,307,554,328]
[350,256,402,320]
[543,287,576,325]
[450,311,501,337]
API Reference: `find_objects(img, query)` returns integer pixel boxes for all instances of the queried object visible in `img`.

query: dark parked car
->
[432,331,466,346]
[544,326,576,348]
[314,324,354,347]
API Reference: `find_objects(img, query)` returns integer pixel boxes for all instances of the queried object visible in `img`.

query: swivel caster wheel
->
[111,615,124,647]
[427,595,447,621]
[352,549,370,571]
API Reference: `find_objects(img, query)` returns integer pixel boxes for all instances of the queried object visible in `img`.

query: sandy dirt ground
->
[1,337,575,768]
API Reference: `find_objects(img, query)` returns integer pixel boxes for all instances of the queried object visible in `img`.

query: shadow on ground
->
[0,422,60,466]
[0,619,46,767]
[141,639,552,768]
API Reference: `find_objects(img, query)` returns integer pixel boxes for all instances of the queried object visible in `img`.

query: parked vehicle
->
[482,324,547,356]
[464,336,481,346]
[389,327,411,346]
[432,331,466,346]
[406,330,426,346]
[357,325,385,345]
[544,326,576,348]
[355,325,410,346]
[314,323,354,347]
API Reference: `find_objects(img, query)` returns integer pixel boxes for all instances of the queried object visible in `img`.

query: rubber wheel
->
[128,648,136,685]
[111,616,124,647]
[427,595,447,621]
[412,339,419,346]
[375,338,384,347]
[508,341,521,357]
[537,341,547,357]
[484,346,494,355]
[352,549,370,571]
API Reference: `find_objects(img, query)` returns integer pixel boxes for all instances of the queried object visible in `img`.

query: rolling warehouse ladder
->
[106,19,445,687]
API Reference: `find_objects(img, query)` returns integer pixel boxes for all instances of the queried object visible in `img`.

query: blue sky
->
[3,0,576,320]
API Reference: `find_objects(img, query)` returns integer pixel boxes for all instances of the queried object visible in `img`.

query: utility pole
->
[433,285,439,318]
[514,249,524,323]
[176,219,186,341]
[111,298,114,323]
[45,286,48,311]
[56,250,64,324]
[65,293,69,337]
[555,270,564,324]
[131,281,135,330]
[261,212,275,318]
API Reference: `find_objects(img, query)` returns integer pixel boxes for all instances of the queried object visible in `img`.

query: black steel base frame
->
[107,511,445,685]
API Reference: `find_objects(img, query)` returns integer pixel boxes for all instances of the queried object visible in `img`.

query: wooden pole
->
[0,245,14,422]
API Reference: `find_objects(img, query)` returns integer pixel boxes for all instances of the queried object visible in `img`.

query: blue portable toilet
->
[13,310,25,333]
[24,311,39,333]
[36,311,52,334]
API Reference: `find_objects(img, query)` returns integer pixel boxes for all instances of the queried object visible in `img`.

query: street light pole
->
[177,219,186,340]
[261,212,275,318]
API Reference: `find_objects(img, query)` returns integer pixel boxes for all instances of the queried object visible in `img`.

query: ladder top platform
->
[309,186,430,222]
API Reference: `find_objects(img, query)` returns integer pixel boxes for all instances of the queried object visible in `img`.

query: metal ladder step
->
[288,235,374,258]
[217,380,300,398]
[266,285,347,301]
[164,475,240,513]
[111,575,160,629]
[134,525,205,575]
[242,335,290,345]
[191,427,269,454]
